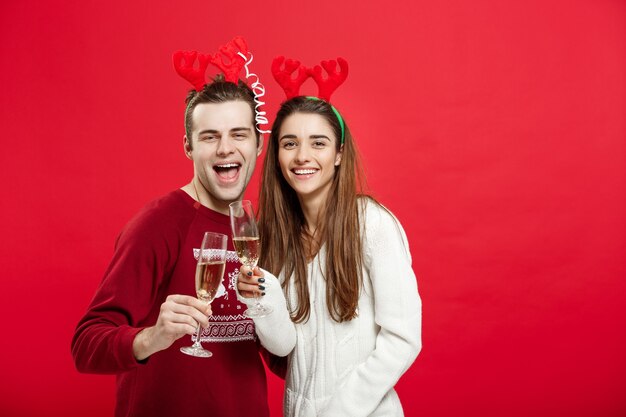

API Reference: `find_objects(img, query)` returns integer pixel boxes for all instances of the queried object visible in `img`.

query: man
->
[72,73,294,416]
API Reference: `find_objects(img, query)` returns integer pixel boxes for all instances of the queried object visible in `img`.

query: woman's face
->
[277,112,343,204]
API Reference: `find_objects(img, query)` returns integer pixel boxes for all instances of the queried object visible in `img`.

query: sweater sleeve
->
[236,269,296,357]
[71,207,178,374]
[322,203,422,417]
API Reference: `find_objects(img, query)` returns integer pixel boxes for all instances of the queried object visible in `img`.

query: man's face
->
[186,101,262,212]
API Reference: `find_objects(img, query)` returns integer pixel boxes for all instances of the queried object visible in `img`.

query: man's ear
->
[256,134,264,157]
[184,136,193,160]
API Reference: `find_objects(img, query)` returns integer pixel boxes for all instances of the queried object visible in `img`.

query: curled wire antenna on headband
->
[172,37,270,134]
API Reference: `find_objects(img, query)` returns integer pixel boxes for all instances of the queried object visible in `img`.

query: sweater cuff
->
[117,325,148,368]
[236,268,296,357]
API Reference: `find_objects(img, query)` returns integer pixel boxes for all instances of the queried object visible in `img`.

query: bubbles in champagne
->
[195,261,226,302]
[233,237,260,268]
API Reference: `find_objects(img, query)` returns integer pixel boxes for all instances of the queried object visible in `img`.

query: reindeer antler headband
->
[271,56,349,144]
[173,36,270,135]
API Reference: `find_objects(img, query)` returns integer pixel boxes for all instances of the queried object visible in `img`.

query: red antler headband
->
[173,36,248,89]
[172,51,212,92]
[271,56,348,101]
[272,56,348,143]
[173,36,270,134]
[210,36,249,84]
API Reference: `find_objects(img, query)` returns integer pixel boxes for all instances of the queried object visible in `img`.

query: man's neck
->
[181,180,231,215]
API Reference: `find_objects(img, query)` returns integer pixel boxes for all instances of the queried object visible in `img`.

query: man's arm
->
[71,201,203,372]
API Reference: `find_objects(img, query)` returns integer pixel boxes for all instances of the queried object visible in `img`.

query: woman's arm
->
[322,203,422,416]
[237,267,296,357]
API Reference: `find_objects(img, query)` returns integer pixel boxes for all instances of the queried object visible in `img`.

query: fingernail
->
[261,292,266,296]
[247,271,252,276]
[258,277,265,283]
[258,285,265,291]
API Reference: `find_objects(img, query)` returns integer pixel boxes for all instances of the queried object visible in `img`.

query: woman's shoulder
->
[358,196,411,262]
[358,195,402,233]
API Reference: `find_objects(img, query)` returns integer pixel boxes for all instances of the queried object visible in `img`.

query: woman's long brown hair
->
[258,97,373,323]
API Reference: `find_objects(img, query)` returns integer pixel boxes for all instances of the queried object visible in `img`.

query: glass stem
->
[251,262,262,308]
[192,323,202,348]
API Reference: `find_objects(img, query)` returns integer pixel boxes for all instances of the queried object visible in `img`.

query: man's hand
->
[132,294,211,361]
[238,265,265,298]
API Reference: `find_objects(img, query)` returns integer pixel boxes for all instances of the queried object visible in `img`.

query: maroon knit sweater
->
[72,190,269,417]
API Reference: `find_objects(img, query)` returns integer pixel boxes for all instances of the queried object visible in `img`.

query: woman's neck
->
[297,187,332,260]
[298,193,325,234]
[301,205,322,262]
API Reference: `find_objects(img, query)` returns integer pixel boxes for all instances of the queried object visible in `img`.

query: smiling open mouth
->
[214,163,241,180]
[293,169,318,175]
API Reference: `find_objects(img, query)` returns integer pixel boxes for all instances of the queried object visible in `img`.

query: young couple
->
[72,38,421,417]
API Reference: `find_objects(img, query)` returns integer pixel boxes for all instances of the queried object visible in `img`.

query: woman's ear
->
[335,144,343,166]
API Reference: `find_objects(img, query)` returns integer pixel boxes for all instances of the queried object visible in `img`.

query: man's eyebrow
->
[230,127,252,134]
[197,129,220,135]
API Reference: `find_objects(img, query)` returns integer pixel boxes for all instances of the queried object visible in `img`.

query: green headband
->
[305,96,345,144]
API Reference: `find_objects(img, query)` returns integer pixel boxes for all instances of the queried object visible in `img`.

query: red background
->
[1,1,624,416]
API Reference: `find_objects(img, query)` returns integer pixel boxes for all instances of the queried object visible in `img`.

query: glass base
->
[180,345,213,358]
[244,304,274,318]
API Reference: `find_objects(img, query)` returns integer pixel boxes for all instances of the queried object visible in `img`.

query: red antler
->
[172,50,212,92]
[309,58,349,101]
[210,36,248,83]
[271,56,310,99]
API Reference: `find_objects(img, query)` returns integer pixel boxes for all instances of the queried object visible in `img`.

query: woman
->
[239,96,422,416]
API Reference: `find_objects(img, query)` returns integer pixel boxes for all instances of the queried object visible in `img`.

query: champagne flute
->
[229,200,273,318]
[180,231,227,358]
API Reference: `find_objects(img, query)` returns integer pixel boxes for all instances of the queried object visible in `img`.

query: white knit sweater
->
[241,200,422,417]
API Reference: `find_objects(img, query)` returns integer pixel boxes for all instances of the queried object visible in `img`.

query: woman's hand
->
[238,265,265,298]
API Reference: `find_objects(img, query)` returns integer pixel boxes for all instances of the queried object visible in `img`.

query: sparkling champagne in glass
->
[229,200,273,318]
[180,231,227,358]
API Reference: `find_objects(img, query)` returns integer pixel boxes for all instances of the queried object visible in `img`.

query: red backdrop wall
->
[1,1,624,416]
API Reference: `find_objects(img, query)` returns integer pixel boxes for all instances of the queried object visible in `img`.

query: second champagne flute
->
[180,231,228,358]
[229,200,273,318]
